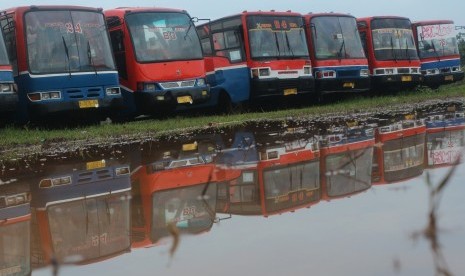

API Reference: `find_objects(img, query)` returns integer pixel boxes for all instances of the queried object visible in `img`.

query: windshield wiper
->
[432,41,441,61]
[87,41,98,75]
[405,38,411,62]
[62,36,71,78]
[338,39,346,61]
[284,31,294,58]
[390,36,397,63]
[274,32,281,58]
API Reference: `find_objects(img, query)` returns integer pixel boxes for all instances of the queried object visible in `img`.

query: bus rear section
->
[0,27,17,119]
[0,6,123,123]
[197,11,315,110]
[357,16,422,92]
[412,20,464,89]
[304,13,370,96]
[105,7,210,117]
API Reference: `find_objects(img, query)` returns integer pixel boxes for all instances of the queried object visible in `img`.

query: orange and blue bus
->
[29,159,131,266]
[357,16,422,92]
[412,20,464,89]
[197,11,315,110]
[104,7,210,117]
[0,6,123,122]
[303,13,370,96]
[130,136,218,248]
[0,25,17,118]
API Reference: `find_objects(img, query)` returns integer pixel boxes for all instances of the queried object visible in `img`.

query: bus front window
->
[126,12,203,63]
[0,30,10,66]
[416,24,458,59]
[371,18,418,61]
[25,10,115,74]
[312,16,366,60]
[247,15,309,60]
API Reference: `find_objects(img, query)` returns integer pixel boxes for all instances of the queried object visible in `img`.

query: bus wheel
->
[217,91,233,114]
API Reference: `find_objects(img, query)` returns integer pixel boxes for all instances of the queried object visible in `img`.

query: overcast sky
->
[1,0,464,30]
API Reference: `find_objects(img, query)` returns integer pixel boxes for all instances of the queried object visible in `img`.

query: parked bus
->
[319,125,374,201]
[357,16,422,92]
[0,180,30,276]
[104,7,210,117]
[303,13,370,96]
[412,20,464,89]
[0,6,123,122]
[0,26,17,119]
[425,109,465,168]
[372,117,426,184]
[197,11,315,110]
[29,158,131,267]
[216,128,320,217]
[130,136,218,248]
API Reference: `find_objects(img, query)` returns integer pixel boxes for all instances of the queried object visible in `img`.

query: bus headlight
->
[303,66,312,75]
[360,69,369,77]
[106,87,121,95]
[27,91,61,102]
[39,176,72,188]
[410,68,420,74]
[115,167,130,176]
[196,78,206,86]
[0,83,14,92]
[426,69,440,75]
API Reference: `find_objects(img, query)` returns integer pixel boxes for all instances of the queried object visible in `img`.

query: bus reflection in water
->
[130,135,219,248]
[29,159,131,267]
[0,179,30,276]
[319,125,375,200]
[216,127,320,217]
[372,117,426,184]
[425,108,465,168]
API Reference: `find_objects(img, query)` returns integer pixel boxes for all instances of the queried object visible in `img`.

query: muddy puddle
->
[1,101,464,276]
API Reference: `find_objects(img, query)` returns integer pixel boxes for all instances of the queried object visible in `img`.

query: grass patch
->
[1,81,464,154]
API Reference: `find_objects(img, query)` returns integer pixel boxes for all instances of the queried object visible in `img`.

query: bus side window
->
[201,38,212,55]
[110,29,128,80]
[0,15,18,76]
[212,30,244,63]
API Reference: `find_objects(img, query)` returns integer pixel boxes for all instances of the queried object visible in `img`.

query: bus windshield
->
[312,16,366,60]
[416,23,459,59]
[325,147,373,197]
[371,18,419,61]
[151,183,216,242]
[46,193,130,262]
[0,30,10,66]
[126,12,203,62]
[247,15,309,60]
[263,160,320,213]
[384,144,424,174]
[25,10,115,74]
[0,220,30,275]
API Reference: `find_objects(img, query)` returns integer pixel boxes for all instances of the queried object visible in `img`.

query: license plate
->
[86,160,106,170]
[284,88,297,96]
[401,76,412,82]
[445,75,454,81]
[79,99,99,109]
[177,96,193,104]
[182,142,198,151]
[343,82,355,88]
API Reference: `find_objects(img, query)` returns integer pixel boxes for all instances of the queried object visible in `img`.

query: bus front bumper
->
[28,97,124,116]
[250,77,315,99]
[371,74,423,88]
[0,92,18,113]
[135,86,211,112]
[316,77,371,94]
[423,71,465,87]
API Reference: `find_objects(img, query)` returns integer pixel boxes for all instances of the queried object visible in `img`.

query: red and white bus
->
[357,16,422,92]
[216,128,320,217]
[412,20,464,89]
[372,118,426,184]
[303,13,370,96]
[104,7,210,116]
[197,11,315,110]
[319,125,375,201]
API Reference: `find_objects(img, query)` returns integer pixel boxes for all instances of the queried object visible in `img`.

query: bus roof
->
[197,10,304,27]
[412,19,454,26]
[303,12,355,20]
[3,5,104,14]
[105,6,188,17]
[357,15,411,22]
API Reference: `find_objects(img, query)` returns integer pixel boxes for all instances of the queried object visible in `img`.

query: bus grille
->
[397,68,410,74]
[159,80,196,89]
[337,70,359,77]
[278,80,299,89]
[441,67,451,73]
[66,87,103,99]
[77,168,113,184]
